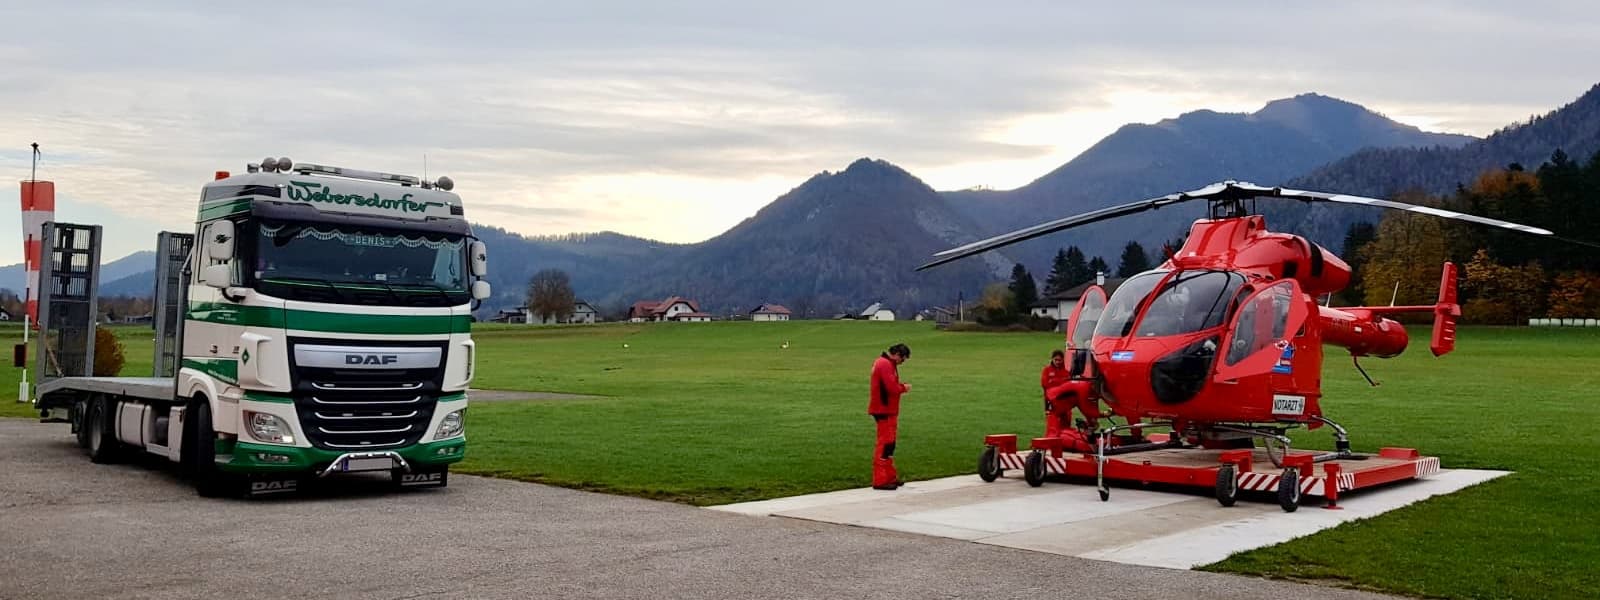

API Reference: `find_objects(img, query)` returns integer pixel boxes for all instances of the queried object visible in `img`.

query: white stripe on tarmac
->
[711,469,1509,569]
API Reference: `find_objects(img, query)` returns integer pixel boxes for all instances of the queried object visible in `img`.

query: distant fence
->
[1528,318,1600,327]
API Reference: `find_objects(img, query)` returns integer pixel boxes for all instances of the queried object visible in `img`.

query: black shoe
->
[872,484,898,491]
[892,480,906,488]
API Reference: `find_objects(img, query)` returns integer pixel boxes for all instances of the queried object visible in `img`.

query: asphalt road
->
[0,419,1394,600]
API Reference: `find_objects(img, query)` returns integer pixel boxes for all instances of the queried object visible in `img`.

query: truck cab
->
[35,157,490,496]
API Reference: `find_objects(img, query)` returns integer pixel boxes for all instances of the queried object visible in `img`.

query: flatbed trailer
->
[38,377,174,403]
[979,433,1441,512]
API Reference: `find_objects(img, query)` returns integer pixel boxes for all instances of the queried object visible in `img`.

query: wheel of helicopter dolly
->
[1023,450,1046,487]
[1277,467,1301,512]
[1215,463,1238,507]
[978,445,1001,482]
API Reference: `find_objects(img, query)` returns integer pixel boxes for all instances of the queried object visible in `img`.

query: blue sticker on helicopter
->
[1272,342,1294,374]
[1111,350,1135,362]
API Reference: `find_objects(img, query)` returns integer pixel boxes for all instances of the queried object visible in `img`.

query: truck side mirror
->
[199,264,232,289]
[207,221,236,262]
[471,280,492,300]
[470,241,487,277]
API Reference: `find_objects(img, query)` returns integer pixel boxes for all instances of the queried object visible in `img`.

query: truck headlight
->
[245,410,295,444]
[436,409,464,439]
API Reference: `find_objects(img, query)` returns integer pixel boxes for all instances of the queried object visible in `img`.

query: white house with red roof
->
[749,303,792,321]
[627,296,712,322]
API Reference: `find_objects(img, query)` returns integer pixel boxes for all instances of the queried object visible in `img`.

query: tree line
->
[977,240,1169,326]
[1342,148,1600,324]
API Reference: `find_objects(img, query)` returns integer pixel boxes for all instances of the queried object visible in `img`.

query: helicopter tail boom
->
[1319,262,1460,358]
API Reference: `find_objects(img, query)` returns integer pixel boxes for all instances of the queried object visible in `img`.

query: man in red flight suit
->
[1041,349,1100,436]
[868,343,911,490]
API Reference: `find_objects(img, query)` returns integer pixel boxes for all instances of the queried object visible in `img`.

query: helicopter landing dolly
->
[977,431,1439,512]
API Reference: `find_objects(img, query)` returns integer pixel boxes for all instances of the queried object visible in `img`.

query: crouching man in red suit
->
[868,343,911,490]
[1041,349,1100,436]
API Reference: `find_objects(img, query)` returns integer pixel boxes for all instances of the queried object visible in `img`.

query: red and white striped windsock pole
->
[20,143,53,327]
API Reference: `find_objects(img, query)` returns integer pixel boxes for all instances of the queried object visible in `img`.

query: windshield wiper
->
[260,276,347,303]
[392,282,455,304]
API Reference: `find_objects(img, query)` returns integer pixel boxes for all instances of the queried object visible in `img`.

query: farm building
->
[1031,276,1125,323]
[629,296,713,322]
[489,300,600,325]
[749,304,792,321]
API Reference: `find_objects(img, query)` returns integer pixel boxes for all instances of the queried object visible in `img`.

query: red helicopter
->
[918,181,1556,511]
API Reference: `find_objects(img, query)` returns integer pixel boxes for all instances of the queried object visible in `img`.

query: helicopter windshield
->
[1134,270,1248,337]
[1093,270,1168,338]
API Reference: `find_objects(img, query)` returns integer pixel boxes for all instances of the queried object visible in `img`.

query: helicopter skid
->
[985,434,1440,508]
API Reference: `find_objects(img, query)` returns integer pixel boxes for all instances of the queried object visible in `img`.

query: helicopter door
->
[1064,286,1107,377]
[1065,286,1108,350]
[1213,279,1309,382]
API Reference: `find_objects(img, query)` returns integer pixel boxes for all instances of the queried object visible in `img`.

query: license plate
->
[1271,394,1305,416]
[344,457,394,472]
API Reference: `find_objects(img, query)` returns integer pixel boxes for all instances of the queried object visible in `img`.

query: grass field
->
[3,321,1596,598]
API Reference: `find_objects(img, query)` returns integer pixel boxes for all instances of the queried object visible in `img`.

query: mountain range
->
[15,83,1598,319]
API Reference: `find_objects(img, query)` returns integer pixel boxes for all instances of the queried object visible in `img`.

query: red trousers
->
[872,414,898,487]
[1044,381,1102,437]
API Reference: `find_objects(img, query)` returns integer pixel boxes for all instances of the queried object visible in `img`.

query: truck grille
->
[288,339,447,451]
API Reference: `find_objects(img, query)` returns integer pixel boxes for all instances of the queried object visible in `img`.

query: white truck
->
[32,157,489,497]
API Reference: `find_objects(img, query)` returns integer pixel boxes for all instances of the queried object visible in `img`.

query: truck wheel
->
[1277,468,1301,512]
[1023,450,1046,487]
[1215,463,1238,507]
[189,400,238,499]
[85,396,122,464]
[73,399,91,449]
[978,446,1001,482]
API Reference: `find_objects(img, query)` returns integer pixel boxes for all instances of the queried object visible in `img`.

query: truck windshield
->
[251,220,469,307]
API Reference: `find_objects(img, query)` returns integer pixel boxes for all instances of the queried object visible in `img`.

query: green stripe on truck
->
[186,302,470,334]
[182,358,238,384]
[222,437,467,473]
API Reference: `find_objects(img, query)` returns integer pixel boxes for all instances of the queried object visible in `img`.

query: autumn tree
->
[92,326,125,377]
[1359,195,1461,309]
[526,269,576,323]
[1546,271,1600,319]
[1461,249,1546,324]
[976,282,1016,324]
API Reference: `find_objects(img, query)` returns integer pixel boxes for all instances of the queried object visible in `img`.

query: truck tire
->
[189,400,238,498]
[85,396,123,464]
[73,399,91,449]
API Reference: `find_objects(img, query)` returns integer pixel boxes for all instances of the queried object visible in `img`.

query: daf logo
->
[251,480,298,492]
[346,354,399,365]
[402,472,442,483]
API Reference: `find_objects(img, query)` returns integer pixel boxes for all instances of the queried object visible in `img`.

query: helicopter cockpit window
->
[1134,271,1247,338]
[1093,270,1168,338]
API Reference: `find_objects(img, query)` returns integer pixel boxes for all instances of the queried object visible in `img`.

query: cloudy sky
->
[2,1,1596,261]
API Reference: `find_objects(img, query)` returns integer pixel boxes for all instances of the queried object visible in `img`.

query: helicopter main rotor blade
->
[915,190,1199,271]
[1273,188,1554,236]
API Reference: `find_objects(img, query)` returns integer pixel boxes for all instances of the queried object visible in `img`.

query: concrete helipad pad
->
[713,468,1508,569]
